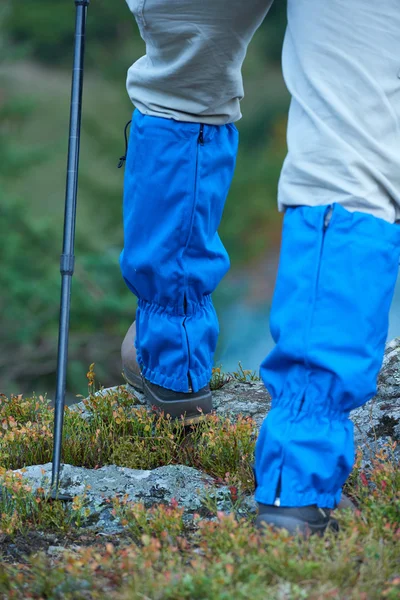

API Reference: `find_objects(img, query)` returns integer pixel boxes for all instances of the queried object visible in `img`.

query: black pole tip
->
[75,0,90,6]
[49,488,74,502]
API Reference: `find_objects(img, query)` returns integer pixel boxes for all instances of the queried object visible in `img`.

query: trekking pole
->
[50,0,90,500]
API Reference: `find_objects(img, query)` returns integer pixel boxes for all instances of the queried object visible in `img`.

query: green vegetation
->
[1,488,399,599]
[0,369,255,491]
[0,0,290,397]
[0,365,399,598]
[0,388,399,599]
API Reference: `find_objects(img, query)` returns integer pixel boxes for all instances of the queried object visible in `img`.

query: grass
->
[0,471,399,599]
[209,363,261,390]
[0,372,256,492]
[0,469,92,537]
[0,367,399,599]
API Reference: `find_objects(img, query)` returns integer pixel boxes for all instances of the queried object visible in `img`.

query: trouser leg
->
[255,204,400,508]
[255,0,400,509]
[121,1,274,391]
[120,111,238,392]
[279,0,400,222]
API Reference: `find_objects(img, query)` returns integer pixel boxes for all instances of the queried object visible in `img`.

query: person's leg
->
[256,205,400,532]
[120,0,273,410]
[255,0,400,533]
[120,112,238,396]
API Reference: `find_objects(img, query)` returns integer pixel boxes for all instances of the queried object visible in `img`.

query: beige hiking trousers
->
[125,0,400,222]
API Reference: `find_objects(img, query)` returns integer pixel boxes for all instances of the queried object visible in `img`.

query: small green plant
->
[86,362,97,396]
[0,469,91,537]
[0,394,54,468]
[209,366,232,390]
[112,498,185,544]
[200,478,252,518]
[231,362,261,383]
[188,413,256,492]
[342,441,400,533]
[209,362,261,390]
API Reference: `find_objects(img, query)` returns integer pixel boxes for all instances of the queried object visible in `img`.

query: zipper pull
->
[198,124,204,145]
[117,119,132,169]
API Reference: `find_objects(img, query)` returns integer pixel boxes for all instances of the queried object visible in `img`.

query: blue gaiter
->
[120,110,238,392]
[255,204,400,508]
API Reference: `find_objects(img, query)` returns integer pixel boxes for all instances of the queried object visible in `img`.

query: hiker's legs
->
[125,0,273,124]
[255,0,400,509]
[121,1,272,393]
[120,112,237,392]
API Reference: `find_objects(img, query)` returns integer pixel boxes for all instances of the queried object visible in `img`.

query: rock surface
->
[18,339,400,530]
[19,463,255,533]
[352,337,400,465]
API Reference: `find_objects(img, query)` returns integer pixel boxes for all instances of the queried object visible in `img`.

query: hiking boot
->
[336,494,356,511]
[256,503,339,537]
[121,321,213,424]
[121,321,144,392]
[141,377,213,424]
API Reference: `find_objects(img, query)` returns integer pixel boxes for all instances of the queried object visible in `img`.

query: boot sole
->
[142,378,212,425]
[123,366,144,392]
[256,512,338,537]
[124,368,212,425]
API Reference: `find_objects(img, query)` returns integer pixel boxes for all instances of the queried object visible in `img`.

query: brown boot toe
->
[121,321,144,391]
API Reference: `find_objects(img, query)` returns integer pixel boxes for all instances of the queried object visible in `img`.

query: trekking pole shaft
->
[51,0,89,492]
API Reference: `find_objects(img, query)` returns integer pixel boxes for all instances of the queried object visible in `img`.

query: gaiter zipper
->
[273,205,333,503]
[182,124,205,392]
[296,204,333,417]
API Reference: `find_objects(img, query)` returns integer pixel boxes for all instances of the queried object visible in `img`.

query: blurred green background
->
[0,0,291,399]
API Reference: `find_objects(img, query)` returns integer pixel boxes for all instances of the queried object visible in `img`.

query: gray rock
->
[212,380,271,429]
[351,338,400,465]
[47,545,67,556]
[18,463,242,531]
[69,381,272,429]
[376,337,400,401]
